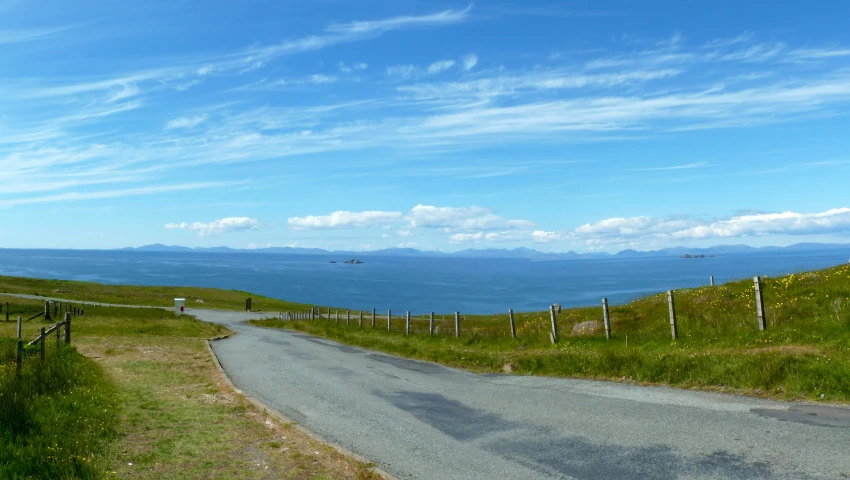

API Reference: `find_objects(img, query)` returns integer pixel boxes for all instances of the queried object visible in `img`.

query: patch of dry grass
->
[1,298,381,479]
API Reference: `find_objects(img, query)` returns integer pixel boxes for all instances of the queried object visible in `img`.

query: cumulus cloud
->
[448,231,522,244]
[532,230,564,243]
[164,217,259,236]
[573,216,695,238]
[288,205,535,234]
[449,232,484,243]
[570,207,850,243]
[671,208,850,239]
[406,204,536,231]
[288,210,403,229]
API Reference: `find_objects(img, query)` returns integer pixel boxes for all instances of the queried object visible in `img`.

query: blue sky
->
[2,0,850,252]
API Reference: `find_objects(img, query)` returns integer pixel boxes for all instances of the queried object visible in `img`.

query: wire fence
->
[273,276,799,345]
[2,299,89,374]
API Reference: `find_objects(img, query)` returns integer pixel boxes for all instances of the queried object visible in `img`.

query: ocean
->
[0,248,848,314]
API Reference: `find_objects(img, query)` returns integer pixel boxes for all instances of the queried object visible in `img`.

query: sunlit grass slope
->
[0,275,310,312]
[253,263,850,402]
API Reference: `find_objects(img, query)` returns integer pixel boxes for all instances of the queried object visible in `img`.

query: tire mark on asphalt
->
[751,405,850,428]
[380,390,813,480]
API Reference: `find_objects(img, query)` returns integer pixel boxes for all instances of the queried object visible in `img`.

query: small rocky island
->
[343,259,364,264]
[680,254,715,258]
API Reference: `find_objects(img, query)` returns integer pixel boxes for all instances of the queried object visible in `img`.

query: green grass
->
[0,275,310,312]
[0,338,119,479]
[1,294,380,479]
[252,263,850,402]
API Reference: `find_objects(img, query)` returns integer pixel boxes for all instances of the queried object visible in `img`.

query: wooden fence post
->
[602,298,611,340]
[429,312,435,336]
[372,308,376,328]
[549,305,558,344]
[40,327,45,361]
[668,290,678,340]
[347,310,350,326]
[754,276,767,331]
[509,309,516,339]
[359,311,363,327]
[56,323,61,351]
[64,312,71,344]
[17,315,22,339]
[53,301,58,318]
[710,275,715,287]
[245,298,252,312]
[16,339,22,374]
[406,311,411,335]
[312,307,316,321]
[387,310,392,331]
[454,312,460,338]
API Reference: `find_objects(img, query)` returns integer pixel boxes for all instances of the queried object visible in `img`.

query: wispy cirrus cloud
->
[325,6,470,34]
[0,7,472,209]
[166,114,209,129]
[5,15,850,229]
[0,25,83,45]
[0,181,245,209]
[461,54,478,71]
[426,59,456,74]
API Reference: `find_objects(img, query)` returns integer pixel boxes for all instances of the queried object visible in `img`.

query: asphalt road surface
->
[207,310,850,479]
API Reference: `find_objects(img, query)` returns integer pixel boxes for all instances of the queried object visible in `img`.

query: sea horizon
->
[1,246,848,315]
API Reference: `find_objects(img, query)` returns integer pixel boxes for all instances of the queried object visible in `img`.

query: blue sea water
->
[0,249,848,314]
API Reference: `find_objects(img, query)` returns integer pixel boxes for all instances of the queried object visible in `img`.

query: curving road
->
[195,309,850,479]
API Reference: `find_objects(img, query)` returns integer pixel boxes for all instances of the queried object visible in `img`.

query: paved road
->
[208,310,850,479]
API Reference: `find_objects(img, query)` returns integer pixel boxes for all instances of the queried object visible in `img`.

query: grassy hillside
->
[252,263,850,402]
[0,275,310,312]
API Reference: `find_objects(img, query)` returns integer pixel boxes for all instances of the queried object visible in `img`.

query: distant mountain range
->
[118,242,850,260]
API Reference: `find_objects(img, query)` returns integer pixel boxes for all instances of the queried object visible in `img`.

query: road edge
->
[205,336,398,480]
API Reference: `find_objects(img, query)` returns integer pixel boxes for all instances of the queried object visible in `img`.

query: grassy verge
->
[0,275,309,312]
[2,295,380,479]
[251,263,850,402]
[1,337,118,479]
